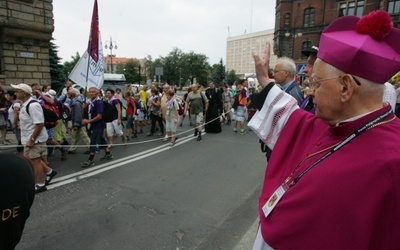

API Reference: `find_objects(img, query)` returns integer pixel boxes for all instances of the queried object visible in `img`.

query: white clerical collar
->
[335,103,387,126]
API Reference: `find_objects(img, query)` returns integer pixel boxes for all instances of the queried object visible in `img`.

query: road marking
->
[47,134,198,190]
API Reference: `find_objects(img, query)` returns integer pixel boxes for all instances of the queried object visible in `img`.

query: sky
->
[52,0,276,66]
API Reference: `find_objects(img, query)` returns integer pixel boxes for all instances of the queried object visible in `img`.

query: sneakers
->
[100,153,114,161]
[240,130,248,135]
[233,129,238,133]
[45,170,57,185]
[35,185,47,194]
[196,136,202,141]
[81,160,94,168]
[169,141,175,147]
[3,140,11,145]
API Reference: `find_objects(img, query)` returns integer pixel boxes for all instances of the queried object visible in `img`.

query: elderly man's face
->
[273,62,289,85]
[88,88,98,99]
[310,59,343,125]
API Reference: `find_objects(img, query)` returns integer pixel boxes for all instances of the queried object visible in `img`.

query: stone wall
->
[0,0,54,87]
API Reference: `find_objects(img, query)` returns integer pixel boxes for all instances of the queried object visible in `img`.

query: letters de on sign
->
[2,206,20,221]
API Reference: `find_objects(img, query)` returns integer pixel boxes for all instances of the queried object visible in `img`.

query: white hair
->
[277,57,297,77]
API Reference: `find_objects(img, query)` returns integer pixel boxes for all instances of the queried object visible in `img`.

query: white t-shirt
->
[19,98,48,145]
[7,102,20,126]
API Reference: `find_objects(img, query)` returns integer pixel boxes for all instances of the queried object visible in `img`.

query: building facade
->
[104,56,147,82]
[226,29,278,79]
[275,0,400,65]
[0,0,54,87]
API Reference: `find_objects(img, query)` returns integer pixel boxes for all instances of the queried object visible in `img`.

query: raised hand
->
[252,41,271,88]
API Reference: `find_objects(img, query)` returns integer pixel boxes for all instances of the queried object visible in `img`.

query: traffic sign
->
[297,64,306,76]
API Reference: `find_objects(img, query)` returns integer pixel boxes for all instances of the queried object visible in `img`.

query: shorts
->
[24,142,47,159]
[190,112,204,125]
[165,119,178,133]
[126,115,133,129]
[224,102,232,113]
[234,106,246,122]
[0,114,6,128]
[136,110,144,121]
[106,119,124,137]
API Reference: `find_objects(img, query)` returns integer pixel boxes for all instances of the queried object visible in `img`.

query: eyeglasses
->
[309,75,361,89]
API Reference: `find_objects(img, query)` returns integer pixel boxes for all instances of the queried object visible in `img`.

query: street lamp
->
[285,31,302,58]
[104,36,118,73]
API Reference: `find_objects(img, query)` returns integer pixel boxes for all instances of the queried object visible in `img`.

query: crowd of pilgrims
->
[0,80,259,166]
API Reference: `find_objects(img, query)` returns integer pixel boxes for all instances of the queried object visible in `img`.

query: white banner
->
[68,35,104,90]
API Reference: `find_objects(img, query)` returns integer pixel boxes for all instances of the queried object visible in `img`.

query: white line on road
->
[47,134,198,190]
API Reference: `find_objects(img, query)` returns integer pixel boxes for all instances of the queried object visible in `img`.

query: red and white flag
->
[69,0,104,89]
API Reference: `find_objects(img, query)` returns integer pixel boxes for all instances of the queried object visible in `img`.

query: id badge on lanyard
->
[262,184,288,218]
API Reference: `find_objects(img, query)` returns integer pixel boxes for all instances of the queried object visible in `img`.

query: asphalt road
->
[15,121,266,250]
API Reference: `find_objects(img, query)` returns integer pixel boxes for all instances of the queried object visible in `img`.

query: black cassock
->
[205,88,222,133]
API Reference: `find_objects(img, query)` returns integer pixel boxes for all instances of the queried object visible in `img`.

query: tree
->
[49,41,66,92]
[180,51,210,87]
[63,52,81,81]
[161,47,183,85]
[211,58,226,86]
[115,59,140,83]
[226,69,240,86]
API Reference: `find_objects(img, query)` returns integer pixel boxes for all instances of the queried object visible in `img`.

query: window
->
[284,13,291,29]
[339,1,364,17]
[388,0,400,14]
[301,41,313,59]
[304,8,315,27]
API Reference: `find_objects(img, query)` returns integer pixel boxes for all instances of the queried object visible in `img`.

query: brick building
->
[274,0,400,65]
[0,0,54,87]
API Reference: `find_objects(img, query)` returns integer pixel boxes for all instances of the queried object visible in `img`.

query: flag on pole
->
[69,0,104,89]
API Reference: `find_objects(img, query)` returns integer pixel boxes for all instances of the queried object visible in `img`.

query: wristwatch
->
[30,137,35,142]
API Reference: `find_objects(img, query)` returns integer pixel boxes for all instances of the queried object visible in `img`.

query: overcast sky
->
[52,0,276,65]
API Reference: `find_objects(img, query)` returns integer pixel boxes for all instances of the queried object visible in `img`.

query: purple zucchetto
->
[318,10,400,84]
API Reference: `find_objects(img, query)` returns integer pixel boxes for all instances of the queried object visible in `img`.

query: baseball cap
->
[11,83,32,94]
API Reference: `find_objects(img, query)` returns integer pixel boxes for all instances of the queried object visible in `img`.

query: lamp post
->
[285,31,302,58]
[104,36,117,73]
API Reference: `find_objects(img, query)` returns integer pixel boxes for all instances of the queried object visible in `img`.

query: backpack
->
[176,98,185,116]
[100,100,115,123]
[26,100,59,128]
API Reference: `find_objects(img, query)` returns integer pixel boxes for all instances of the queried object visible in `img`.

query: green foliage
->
[115,59,140,84]
[180,51,210,87]
[211,58,226,86]
[49,41,66,92]
[63,52,81,82]
[160,48,183,85]
[227,69,240,86]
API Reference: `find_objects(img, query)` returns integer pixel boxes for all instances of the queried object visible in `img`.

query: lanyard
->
[285,108,393,188]
[263,108,394,218]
